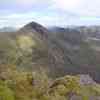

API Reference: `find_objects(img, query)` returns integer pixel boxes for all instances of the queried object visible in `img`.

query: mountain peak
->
[21,21,48,33]
[19,21,49,39]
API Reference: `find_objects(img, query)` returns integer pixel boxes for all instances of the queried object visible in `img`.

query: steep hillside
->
[0,22,49,71]
[48,26,100,82]
[0,22,100,82]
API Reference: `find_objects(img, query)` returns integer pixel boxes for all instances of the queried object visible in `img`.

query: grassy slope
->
[0,65,100,100]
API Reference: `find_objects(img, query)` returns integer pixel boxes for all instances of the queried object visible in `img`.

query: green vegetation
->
[0,34,48,69]
[0,33,100,100]
[0,80,15,100]
[0,64,100,100]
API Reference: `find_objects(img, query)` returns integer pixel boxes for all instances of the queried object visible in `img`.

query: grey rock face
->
[79,74,96,85]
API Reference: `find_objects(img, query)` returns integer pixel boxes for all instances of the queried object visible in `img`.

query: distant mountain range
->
[48,26,100,39]
[0,27,17,32]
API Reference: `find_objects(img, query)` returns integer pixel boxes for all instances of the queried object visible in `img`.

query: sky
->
[0,0,100,28]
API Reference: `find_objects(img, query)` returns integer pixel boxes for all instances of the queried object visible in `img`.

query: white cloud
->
[0,12,38,28]
[16,0,37,5]
[0,0,100,27]
[14,0,51,8]
[52,0,83,11]
[0,11,68,27]
[1,0,100,17]
[52,0,100,16]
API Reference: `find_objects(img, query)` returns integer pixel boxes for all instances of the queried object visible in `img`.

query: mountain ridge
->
[0,21,100,83]
[17,22,100,82]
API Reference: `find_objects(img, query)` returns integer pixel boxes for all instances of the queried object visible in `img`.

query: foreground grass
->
[0,65,100,100]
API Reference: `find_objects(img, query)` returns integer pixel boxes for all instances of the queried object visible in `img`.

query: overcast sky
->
[0,0,100,28]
